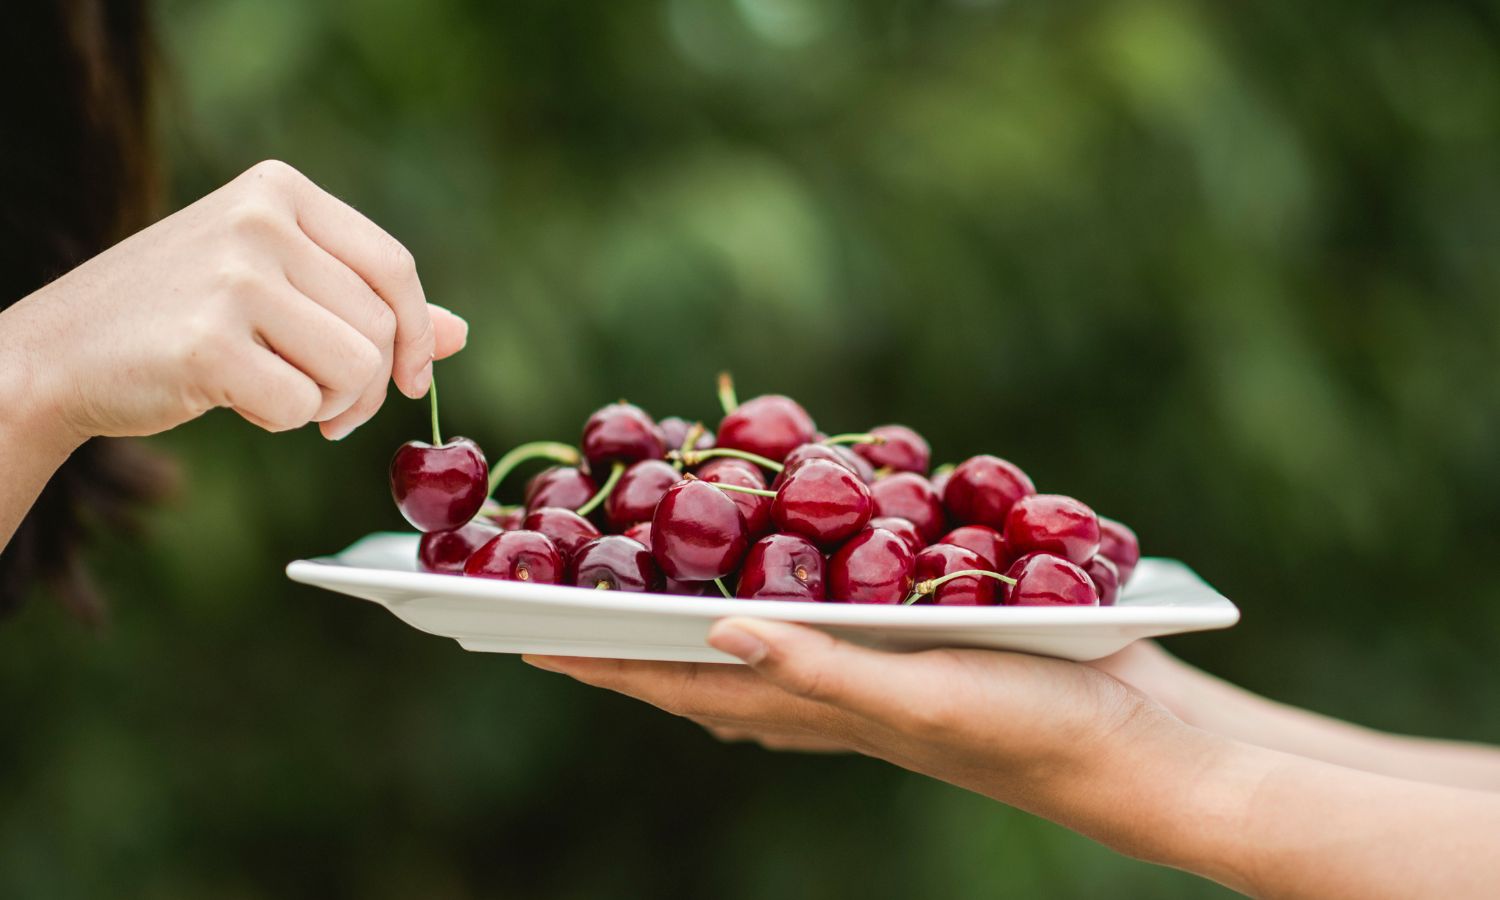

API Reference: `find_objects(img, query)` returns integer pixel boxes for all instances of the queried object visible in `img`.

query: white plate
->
[286,533,1238,663]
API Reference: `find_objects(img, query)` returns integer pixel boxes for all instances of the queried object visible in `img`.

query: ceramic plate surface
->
[287,533,1238,663]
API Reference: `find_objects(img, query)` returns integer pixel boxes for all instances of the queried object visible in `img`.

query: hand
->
[0,160,466,446]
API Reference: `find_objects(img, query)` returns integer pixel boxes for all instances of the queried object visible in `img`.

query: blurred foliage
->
[4,0,1500,896]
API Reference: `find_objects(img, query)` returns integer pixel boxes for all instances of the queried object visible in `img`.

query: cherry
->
[912,544,1001,606]
[1098,517,1141,585]
[736,533,826,602]
[463,530,565,584]
[827,527,915,604]
[855,425,930,474]
[867,516,923,553]
[715,380,817,463]
[870,472,946,544]
[390,375,490,532]
[620,521,705,594]
[524,466,597,512]
[418,519,502,574]
[571,535,659,592]
[604,460,680,530]
[1084,554,1121,606]
[1002,553,1099,606]
[1003,494,1101,566]
[775,443,872,486]
[582,401,666,471]
[521,507,601,563]
[939,525,1009,570]
[697,458,773,537]
[622,520,653,547]
[694,457,763,482]
[650,477,749,582]
[942,454,1035,530]
[659,417,714,453]
[770,458,873,547]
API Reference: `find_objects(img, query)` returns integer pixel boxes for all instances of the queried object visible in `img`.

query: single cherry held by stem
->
[521,507,601,563]
[870,472,946,544]
[908,544,1012,606]
[391,373,490,532]
[827,526,915,604]
[650,476,750,581]
[854,425,930,475]
[418,519,503,574]
[1003,552,1099,606]
[463,530,565,584]
[770,458,874,547]
[571,535,659,592]
[942,454,1035,531]
[1003,494,1101,566]
[714,372,817,463]
[736,533,826,602]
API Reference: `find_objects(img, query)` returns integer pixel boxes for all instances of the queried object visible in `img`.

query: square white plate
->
[286,533,1238,662]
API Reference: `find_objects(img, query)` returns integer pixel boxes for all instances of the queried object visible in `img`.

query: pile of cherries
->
[390,374,1140,606]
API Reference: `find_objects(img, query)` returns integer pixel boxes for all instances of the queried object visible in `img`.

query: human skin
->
[0,160,467,550]
[525,623,1500,897]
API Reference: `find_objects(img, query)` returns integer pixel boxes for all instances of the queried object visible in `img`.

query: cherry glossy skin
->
[485,508,526,531]
[716,394,817,463]
[736,533,826,602]
[1084,554,1121,606]
[913,544,999,606]
[463,530,565,584]
[650,479,749,581]
[524,466,596,512]
[623,520,653,547]
[621,521,706,594]
[775,443,874,486]
[1098,517,1141,585]
[867,516,923,553]
[390,437,489,532]
[571,535,660,592]
[855,425,930,474]
[605,460,680,530]
[418,519,503,574]
[939,525,1009,570]
[659,417,715,453]
[697,458,772,537]
[582,402,666,470]
[521,507,601,562]
[1002,552,1099,606]
[942,454,1035,530]
[870,472,946,544]
[1003,494,1101,566]
[771,458,874,548]
[827,527,915,604]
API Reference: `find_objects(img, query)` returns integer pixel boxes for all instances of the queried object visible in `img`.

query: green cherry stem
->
[575,460,625,517]
[902,568,1017,605]
[821,432,885,447]
[703,480,777,499]
[672,422,707,472]
[931,462,956,479]
[672,447,784,472]
[714,577,733,599]
[428,373,442,446]
[486,441,583,496]
[717,371,739,416]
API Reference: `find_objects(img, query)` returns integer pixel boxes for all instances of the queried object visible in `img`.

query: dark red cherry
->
[697,459,772,537]
[524,466,597,512]
[913,544,999,606]
[939,525,1009,570]
[827,527,915,604]
[930,467,953,497]
[582,402,667,470]
[942,455,1036,530]
[659,417,715,453]
[774,443,873,487]
[867,516,922,553]
[870,472,946,544]
[1098,517,1141,585]
[716,395,817,463]
[621,521,708,594]
[1003,494,1101,566]
[571,535,659,592]
[736,533,826,602]
[695,457,762,481]
[771,458,874,548]
[623,520,653,547]
[418,519,502,574]
[1002,553,1099,606]
[1084,554,1121,606]
[485,507,526,531]
[650,478,749,581]
[521,507,601,562]
[604,460,680,530]
[855,425,930,474]
[390,437,489,532]
[463,530,565,584]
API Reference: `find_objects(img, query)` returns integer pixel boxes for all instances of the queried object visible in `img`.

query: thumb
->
[428,304,469,360]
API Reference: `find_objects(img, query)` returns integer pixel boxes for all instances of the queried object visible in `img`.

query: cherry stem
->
[821,432,884,447]
[705,481,777,499]
[428,373,442,446]
[575,460,625,517]
[717,371,739,415]
[673,422,707,472]
[902,568,1017,604]
[479,499,522,518]
[487,441,582,496]
[672,447,784,472]
[931,462,955,479]
[714,577,733,599]
[595,581,611,590]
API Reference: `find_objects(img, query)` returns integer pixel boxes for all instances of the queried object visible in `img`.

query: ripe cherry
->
[697,458,772,537]
[775,443,873,486]
[855,425,930,474]
[463,530,565,583]
[522,507,602,562]
[911,544,1002,606]
[418,519,502,574]
[620,521,705,594]
[571,535,659,592]
[391,436,489,533]
[736,533,826,602]
[716,394,817,463]
[1098,517,1141,585]
[1003,494,1101,566]
[939,525,1009,570]
[604,460,680,530]
[524,466,597,512]
[867,516,923,553]
[581,402,666,471]
[1002,553,1099,606]
[659,417,715,453]
[650,477,749,582]
[771,458,873,547]
[870,472,946,544]
[827,526,915,604]
[942,455,1035,530]
[1084,554,1121,606]
[622,520,653,546]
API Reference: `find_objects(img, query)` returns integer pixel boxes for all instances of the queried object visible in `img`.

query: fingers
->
[430,305,468,360]
[253,280,383,423]
[219,343,325,433]
[691,718,850,754]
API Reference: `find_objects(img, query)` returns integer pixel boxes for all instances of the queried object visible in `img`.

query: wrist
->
[0,300,88,458]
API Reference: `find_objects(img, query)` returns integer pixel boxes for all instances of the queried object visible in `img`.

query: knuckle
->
[352,340,383,383]
[225,200,285,240]
[242,159,301,190]
[369,304,398,344]
[382,239,418,283]
[215,263,265,302]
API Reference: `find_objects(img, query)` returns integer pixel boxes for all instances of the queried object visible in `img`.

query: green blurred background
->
[5,0,1500,896]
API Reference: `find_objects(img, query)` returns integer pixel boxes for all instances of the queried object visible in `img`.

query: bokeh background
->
[5,0,1500,896]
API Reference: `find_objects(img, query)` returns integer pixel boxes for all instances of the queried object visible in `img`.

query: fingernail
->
[708,623,768,665]
[325,420,356,441]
